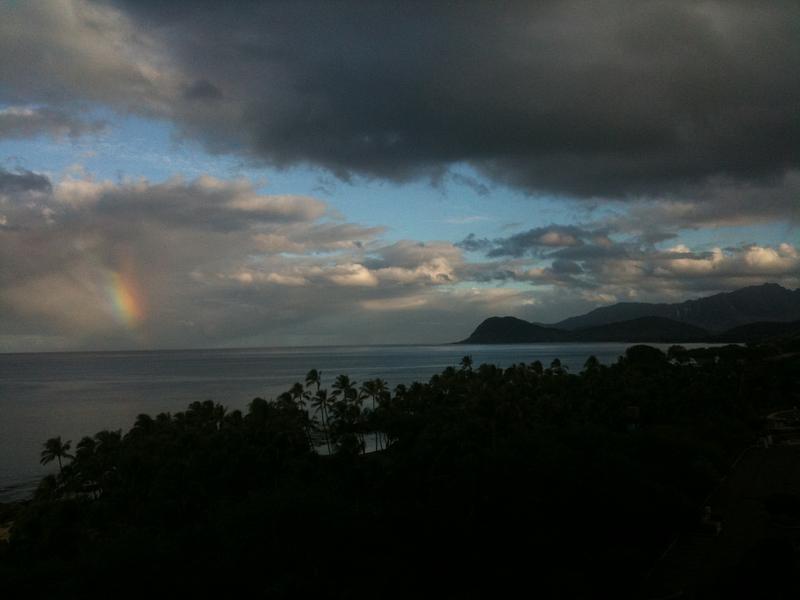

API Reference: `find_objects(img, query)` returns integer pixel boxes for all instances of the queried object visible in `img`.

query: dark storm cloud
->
[183,80,223,102]
[0,168,52,194]
[97,0,800,199]
[610,172,800,240]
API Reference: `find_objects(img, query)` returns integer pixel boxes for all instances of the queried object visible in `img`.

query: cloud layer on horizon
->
[1,167,797,350]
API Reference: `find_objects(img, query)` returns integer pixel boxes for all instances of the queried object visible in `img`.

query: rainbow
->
[107,270,146,328]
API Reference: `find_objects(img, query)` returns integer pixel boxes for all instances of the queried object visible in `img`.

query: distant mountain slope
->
[459,315,710,344]
[571,317,709,343]
[458,316,568,344]
[554,283,800,332]
[712,320,800,343]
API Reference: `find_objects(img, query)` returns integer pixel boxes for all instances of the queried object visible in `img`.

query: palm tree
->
[74,436,100,499]
[40,436,73,474]
[133,413,155,433]
[92,430,122,492]
[75,435,96,458]
[329,393,365,456]
[94,429,122,453]
[287,381,312,450]
[361,378,389,451]
[583,355,600,375]
[550,358,566,375]
[289,381,306,409]
[361,379,378,451]
[332,374,357,402]
[305,369,321,394]
[373,377,389,450]
[460,355,473,372]
[310,388,332,455]
[333,375,365,452]
[305,369,332,453]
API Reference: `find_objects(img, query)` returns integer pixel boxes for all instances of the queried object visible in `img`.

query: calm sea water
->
[0,343,711,501]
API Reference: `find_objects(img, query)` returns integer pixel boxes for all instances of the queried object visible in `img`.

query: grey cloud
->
[0,2,173,114]
[0,172,473,349]
[455,233,492,253]
[570,242,800,292]
[291,223,385,251]
[0,168,52,194]
[375,240,462,269]
[487,226,590,257]
[1,168,798,350]
[615,171,800,237]
[53,176,327,231]
[459,225,600,258]
[548,243,630,261]
[550,259,583,275]
[462,227,800,302]
[0,174,368,291]
[0,106,105,140]
[4,1,798,199]
[171,237,800,348]
[183,79,223,101]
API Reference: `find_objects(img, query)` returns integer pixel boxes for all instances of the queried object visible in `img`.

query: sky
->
[0,0,798,351]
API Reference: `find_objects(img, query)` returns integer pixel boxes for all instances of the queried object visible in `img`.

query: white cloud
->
[326,264,379,287]
[660,244,800,278]
[375,257,456,285]
[361,295,428,311]
[538,231,579,246]
[55,177,116,207]
[580,291,617,304]
[265,273,309,287]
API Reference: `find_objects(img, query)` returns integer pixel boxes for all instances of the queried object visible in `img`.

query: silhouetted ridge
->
[459,316,568,344]
[572,316,709,342]
[460,315,709,344]
[459,285,800,343]
[712,320,800,343]
[554,283,800,332]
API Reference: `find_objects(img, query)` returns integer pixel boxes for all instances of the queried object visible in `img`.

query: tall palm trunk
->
[321,402,332,455]
[372,395,379,451]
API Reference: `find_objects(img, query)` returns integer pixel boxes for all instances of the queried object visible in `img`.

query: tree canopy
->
[2,340,799,598]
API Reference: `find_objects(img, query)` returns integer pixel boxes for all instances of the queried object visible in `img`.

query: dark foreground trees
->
[2,340,799,598]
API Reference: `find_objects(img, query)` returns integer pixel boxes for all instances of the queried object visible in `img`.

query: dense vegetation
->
[2,341,800,598]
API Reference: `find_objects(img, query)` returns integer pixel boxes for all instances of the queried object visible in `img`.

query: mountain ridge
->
[554,283,800,332]
[458,283,800,344]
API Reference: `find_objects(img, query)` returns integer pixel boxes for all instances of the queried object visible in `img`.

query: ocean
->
[0,342,710,501]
